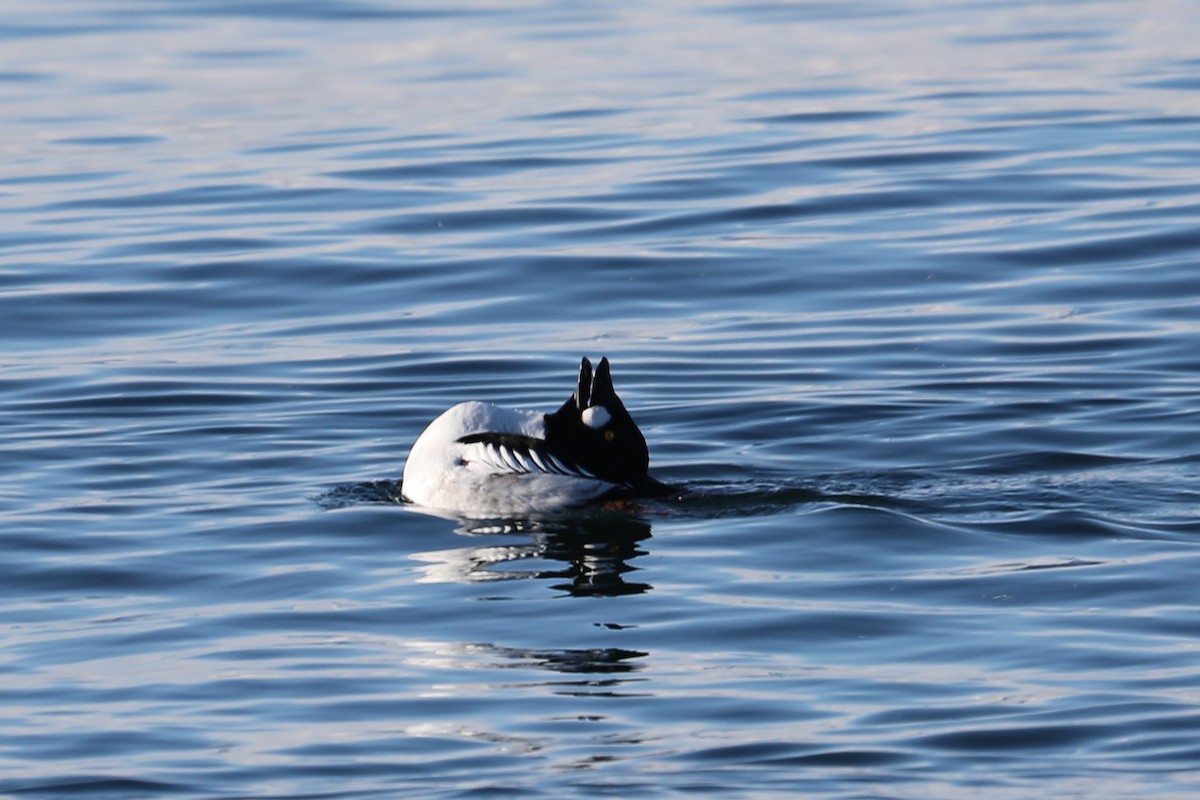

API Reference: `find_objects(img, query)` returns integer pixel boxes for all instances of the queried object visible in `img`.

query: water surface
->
[3,1,1200,797]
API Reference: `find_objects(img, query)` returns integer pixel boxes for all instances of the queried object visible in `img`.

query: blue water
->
[4,0,1200,797]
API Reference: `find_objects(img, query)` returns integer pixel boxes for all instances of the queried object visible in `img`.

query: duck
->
[402,357,673,515]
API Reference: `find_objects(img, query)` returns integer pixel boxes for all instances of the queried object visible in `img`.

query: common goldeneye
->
[402,357,673,514]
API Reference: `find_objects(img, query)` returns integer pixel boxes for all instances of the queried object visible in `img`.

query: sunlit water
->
[4,1,1200,797]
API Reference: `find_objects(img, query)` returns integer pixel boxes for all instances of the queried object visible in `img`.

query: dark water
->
[4,0,1200,797]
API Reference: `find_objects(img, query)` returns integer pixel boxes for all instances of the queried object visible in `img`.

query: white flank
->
[402,401,614,515]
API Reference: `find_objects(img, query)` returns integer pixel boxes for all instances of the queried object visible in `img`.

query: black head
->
[545,357,668,495]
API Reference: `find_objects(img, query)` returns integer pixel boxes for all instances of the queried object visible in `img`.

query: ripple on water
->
[4,0,1200,797]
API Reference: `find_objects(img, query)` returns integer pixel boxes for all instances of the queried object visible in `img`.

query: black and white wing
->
[456,433,601,481]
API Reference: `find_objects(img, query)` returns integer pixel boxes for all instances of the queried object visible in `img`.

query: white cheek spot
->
[581,405,612,430]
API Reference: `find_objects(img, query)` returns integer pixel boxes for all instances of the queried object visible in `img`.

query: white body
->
[402,401,615,515]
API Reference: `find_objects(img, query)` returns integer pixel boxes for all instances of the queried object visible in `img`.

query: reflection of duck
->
[412,513,653,597]
[539,521,652,597]
[483,643,647,676]
[402,357,674,515]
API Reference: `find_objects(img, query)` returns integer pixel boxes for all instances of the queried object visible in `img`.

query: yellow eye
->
[604,429,615,442]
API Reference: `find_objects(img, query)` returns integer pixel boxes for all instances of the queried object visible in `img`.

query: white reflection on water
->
[410,512,654,596]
